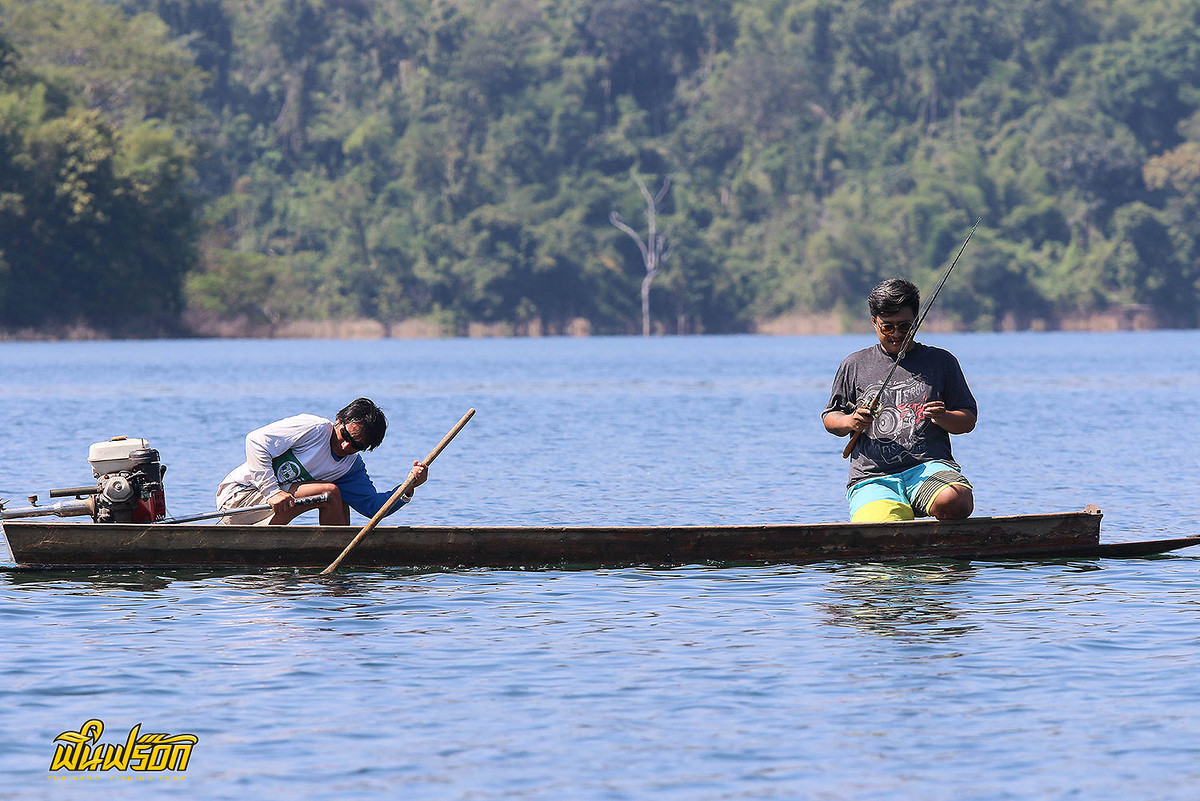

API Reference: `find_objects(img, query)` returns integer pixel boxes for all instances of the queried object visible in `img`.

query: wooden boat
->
[3,506,1198,570]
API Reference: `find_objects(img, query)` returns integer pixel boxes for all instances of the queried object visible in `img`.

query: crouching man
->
[216,397,427,525]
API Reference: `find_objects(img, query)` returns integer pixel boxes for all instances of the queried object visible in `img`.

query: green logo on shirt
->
[272,449,314,487]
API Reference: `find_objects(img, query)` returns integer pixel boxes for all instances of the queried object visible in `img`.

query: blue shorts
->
[847,461,972,522]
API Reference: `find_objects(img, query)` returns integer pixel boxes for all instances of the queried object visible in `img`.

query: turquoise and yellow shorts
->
[847,461,972,522]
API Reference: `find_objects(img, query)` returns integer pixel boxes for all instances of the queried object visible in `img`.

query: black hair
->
[335,398,387,450]
[868,278,920,318]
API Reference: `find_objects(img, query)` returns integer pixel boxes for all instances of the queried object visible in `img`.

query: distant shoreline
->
[0,305,1176,342]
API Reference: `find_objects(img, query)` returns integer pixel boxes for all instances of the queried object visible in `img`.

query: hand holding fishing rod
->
[841,218,980,459]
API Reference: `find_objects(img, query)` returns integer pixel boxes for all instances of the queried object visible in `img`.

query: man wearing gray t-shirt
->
[822,279,977,522]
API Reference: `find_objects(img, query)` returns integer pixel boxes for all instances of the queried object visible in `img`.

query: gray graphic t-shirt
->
[822,342,977,487]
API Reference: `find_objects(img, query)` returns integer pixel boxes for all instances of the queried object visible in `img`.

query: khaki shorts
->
[215,483,274,526]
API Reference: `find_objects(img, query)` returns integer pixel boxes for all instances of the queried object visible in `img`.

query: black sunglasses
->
[875,320,914,336]
[340,424,368,451]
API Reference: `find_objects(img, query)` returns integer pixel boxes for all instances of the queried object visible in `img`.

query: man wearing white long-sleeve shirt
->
[216,398,428,525]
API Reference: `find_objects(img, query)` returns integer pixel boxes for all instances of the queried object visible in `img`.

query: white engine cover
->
[88,436,151,477]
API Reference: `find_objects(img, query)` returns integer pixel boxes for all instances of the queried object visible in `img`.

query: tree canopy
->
[2,0,1199,336]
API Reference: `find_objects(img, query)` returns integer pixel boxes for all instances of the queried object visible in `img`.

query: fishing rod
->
[842,217,980,459]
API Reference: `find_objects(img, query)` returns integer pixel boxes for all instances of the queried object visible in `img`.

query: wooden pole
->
[320,408,475,575]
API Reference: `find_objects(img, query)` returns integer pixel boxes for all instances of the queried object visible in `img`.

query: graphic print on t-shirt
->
[272,448,315,487]
[857,375,931,467]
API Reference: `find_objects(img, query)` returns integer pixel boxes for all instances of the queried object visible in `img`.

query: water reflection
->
[818,561,978,639]
[1,569,177,593]
[1,565,401,592]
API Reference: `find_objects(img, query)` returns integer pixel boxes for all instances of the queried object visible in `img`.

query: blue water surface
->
[2,331,1199,799]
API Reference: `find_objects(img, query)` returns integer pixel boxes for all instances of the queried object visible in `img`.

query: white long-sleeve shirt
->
[216,414,406,518]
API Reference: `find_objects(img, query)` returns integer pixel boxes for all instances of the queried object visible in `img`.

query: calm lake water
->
[2,331,1199,799]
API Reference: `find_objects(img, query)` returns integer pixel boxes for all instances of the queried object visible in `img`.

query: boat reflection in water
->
[818,563,979,640]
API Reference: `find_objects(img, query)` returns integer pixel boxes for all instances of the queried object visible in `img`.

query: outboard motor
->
[86,438,168,523]
[1,436,167,523]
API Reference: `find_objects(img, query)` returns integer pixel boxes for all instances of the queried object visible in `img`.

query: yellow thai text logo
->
[49,719,197,773]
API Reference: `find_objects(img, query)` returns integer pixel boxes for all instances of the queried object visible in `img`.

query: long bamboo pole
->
[321,408,475,574]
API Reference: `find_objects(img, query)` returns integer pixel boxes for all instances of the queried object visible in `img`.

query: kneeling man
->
[822,279,977,522]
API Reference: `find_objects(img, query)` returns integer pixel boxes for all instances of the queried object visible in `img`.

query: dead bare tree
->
[610,174,673,336]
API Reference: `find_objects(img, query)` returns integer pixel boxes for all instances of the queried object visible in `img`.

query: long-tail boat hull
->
[4,506,1197,570]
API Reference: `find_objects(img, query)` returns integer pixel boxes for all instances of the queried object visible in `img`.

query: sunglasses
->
[875,320,914,336]
[340,424,368,451]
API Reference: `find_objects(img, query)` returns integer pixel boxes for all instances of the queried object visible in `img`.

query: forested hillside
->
[2,0,1199,336]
